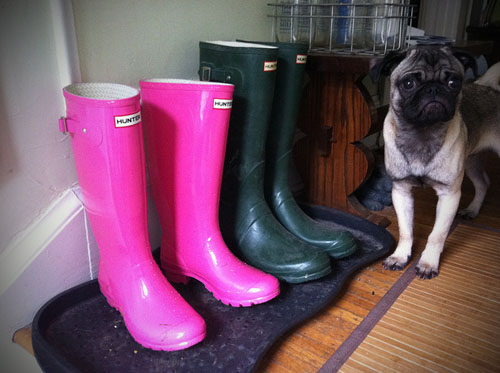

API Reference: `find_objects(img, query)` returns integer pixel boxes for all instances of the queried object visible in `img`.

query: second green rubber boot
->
[199,41,331,283]
[263,42,358,259]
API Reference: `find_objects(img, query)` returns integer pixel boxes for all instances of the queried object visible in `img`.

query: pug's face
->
[390,47,466,127]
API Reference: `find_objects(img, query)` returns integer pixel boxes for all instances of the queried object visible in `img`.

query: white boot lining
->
[66,83,138,100]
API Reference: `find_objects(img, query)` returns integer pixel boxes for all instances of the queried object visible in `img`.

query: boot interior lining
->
[66,83,138,100]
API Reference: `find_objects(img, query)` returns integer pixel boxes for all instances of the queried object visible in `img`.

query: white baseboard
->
[0,182,162,339]
[0,186,99,336]
[0,186,99,371]
[0,183,162,373]
[1,187,94,295]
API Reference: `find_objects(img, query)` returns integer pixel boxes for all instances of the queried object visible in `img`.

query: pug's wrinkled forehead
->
[392,46,466,82]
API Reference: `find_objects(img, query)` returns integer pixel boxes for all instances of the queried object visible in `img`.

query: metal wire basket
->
[269,1,415,55]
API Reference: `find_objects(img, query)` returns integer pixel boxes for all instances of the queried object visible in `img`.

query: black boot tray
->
[32,204,393,372]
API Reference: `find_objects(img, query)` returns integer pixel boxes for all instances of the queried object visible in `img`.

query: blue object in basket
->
[337,0,352,44]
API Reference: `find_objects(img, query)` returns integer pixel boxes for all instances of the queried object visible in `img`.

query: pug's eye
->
[402,78,415,90]
[448,79,459,89]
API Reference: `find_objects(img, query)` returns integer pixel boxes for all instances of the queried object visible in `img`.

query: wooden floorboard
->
[341,225,500,373]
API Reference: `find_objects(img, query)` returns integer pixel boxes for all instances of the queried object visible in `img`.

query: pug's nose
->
[426,85,440,96]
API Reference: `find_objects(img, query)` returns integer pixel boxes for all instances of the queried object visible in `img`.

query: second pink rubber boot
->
[140,79,280,307]
[61,83,206,351]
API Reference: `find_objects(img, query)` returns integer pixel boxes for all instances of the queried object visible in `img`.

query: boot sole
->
[163,266,281,307]
[274,264,332,284]
[132,331,206,352]
[325,241,358,259]
[100,287,206,351]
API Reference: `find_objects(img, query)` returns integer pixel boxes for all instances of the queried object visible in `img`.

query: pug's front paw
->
[383,255,410,271]
[415,261,439,279]
[457,208,478,220]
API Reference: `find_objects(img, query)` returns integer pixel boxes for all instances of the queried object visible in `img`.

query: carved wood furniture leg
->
[294,54,390,227]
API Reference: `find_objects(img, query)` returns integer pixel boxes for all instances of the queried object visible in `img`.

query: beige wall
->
[0,0,78,254]
[72,0,272,87]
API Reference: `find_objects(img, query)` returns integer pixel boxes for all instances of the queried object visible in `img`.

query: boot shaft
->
[199,41,278,176]
[62,83,150,261]
[266,42,308,161]
[140,79,234,235]
[265,43,309,194]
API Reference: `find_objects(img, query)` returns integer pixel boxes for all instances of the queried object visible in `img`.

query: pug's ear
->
[453,49,478,78]
[369,50,407,82]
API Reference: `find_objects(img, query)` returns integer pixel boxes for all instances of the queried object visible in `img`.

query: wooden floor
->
[258,152,500,372]
[13,155,500,372]
[341,224,500,372]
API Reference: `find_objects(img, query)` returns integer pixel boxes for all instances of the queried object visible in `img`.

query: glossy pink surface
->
[140,79,280,307]
[62,83,205,351]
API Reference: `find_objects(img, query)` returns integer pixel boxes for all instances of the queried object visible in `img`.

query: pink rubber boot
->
[140,79,280,307]
[61,83,206,351]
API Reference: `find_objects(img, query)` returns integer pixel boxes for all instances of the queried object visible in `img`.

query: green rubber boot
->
[263,42,358,259]
[199,41,331,283]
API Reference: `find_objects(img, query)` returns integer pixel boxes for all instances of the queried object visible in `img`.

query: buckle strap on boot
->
[59,117,80,134]
[199,65,241,86]
[59,116,103,145]
[200,66,225,82]
[59,117,74,134]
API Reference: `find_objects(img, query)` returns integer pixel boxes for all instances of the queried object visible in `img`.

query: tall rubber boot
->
[60,83,205,351]
[140,79,280,306]
[263,42,358,259]
[199,41,331,283]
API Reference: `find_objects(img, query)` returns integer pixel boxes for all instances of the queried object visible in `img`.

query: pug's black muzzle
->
[402,82,458,126]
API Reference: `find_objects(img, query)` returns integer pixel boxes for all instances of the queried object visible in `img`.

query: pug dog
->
[372,46,500,279]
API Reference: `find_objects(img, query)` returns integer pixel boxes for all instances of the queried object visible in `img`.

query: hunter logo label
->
[114,112,141,128]
[213,99,232,109]
[264,61,278,72]
[296,54,307,64]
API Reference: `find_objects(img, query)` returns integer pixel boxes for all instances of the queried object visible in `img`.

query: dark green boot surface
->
[199,41,331,283]
[263,42,358,259]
